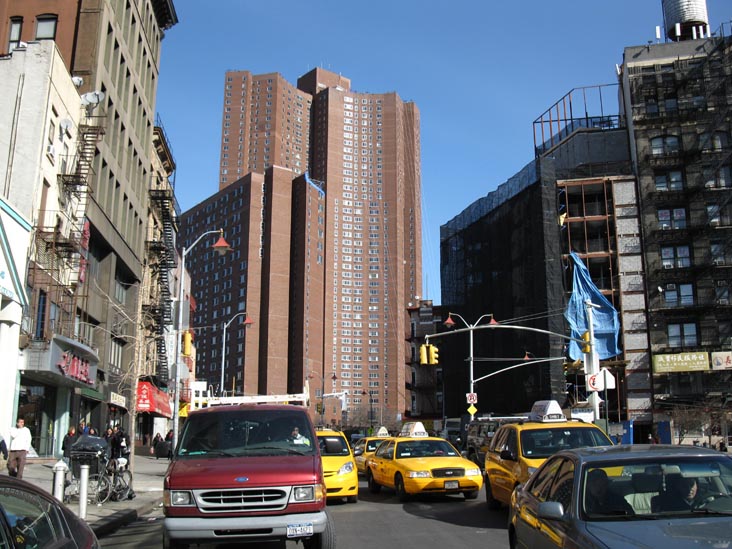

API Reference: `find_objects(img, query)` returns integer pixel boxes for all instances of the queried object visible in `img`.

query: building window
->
[34,290,47,339]
[705,166,732,189]
[658,208,686,230]
[711,240,729,266]
[661,245,690,268]
[654,170,684,191]
[8,17,22,51]
[35,15,57,40]
[701,131,729,152]
[650,135,680,156]
[667,322,697,347]
[715,282,729,305]
[663,283,694,307]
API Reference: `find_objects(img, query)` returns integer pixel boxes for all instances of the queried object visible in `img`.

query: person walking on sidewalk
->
[0,434,8,472]
[62,426,77,468]
[8,417,32,479]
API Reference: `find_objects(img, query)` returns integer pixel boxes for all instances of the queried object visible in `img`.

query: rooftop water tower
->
[662,0,709,41]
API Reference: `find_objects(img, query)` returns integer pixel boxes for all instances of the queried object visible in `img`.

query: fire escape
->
[145,122,178,387]
[28,119,104,344]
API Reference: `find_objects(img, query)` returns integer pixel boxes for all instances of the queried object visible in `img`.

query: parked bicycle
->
[96,456,134,503]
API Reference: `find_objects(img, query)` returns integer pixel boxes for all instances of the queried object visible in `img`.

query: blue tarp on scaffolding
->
[565,252,621,360]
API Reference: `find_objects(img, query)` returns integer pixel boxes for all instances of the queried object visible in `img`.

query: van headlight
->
[165,490,194,506]
[337,462,354,475]
[291,484,325,502]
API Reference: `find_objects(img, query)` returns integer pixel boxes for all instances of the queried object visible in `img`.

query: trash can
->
[69,435,109,476]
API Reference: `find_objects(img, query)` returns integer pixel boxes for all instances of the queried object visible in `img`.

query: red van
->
[163,404,335,548]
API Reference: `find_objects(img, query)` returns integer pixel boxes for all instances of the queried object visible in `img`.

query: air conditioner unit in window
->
[716,280,728,287]
[664,263,675,269]
[714,257,726,266]
[717,298,729,305]
[46,144,56,159]
[667,283,677,290]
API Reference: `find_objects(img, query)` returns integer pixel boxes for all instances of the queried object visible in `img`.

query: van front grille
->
[195,487,289,513]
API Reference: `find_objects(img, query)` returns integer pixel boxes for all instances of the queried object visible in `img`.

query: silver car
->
[508,444,732,548]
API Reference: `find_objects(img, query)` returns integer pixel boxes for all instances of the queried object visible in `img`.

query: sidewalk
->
[19,452,169,537]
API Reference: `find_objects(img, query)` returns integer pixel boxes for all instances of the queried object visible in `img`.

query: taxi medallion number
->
[287,523,314,537]
[444,480,459,490]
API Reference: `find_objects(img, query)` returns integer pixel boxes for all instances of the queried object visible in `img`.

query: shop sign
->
[711,351,732,370]
[652,352,709,373]
[110,391,126,408]
[56,352,94,384]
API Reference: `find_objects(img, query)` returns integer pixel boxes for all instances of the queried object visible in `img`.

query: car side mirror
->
[537,501,565,520]
[500,449,516,461]
[353,447,364,456]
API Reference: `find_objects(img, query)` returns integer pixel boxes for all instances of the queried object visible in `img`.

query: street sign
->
[586,368,616,392]
[467,404,478,416]
[466,392,478,404]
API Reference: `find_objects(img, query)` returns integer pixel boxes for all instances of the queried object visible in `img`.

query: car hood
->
[166,455,321,489]
[585,517,732,547]
[400,457,479,471]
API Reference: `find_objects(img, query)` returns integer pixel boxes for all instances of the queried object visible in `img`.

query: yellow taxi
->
[484,400,613,509]
[315,427,359,503]
[365,421,482,501]
[352,426,390,474]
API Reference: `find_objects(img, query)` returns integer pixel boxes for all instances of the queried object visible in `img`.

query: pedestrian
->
[61,426,77,467]
[165,429,174,459]
[719,441,728,452]
[8,417,32,479]
[152,433,163,458]
[110,426,122,458]
[0,433,8,472]
[103,427,114,441]
[78,420,89,435]
[88,426,99,436]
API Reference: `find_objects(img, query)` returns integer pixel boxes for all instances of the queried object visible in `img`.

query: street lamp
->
[309,372,337,424]
[173,229,231,449]
[443,312,498,420]
[220,312,253,396]
[361,390,374,428]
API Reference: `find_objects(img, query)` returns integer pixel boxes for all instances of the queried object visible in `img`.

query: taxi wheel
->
[485,476,500,510]
[464,490,478,500]
[395,474,410,502]
[346,494,358,503]
[367,469,381,493]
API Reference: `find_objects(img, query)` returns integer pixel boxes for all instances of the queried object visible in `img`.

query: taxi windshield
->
[177,409,317,457]
[521,427,611,459]
[582,456,732,519]
[396,439,458,458]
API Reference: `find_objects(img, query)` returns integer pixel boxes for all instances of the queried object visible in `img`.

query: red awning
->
[136,381,172,418]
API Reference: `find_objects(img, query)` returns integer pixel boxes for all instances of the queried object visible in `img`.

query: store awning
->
[136,381,172,418]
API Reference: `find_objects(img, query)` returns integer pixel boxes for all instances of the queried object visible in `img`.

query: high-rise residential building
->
[439,1,731,443]
[182,67,421,428]
[0,0,178,455]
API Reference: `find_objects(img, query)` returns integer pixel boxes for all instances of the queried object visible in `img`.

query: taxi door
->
[492,429,520,503]
[371,440,396,487]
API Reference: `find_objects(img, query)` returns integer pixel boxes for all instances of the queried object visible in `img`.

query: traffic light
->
[316,402,323,414]
[428,344,439,365]
[182,331,193,356]
[419,344,428,365]
[581,331,591,354]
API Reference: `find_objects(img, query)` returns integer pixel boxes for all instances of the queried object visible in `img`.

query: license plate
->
[444,480,459,490]
[287,523,314,538]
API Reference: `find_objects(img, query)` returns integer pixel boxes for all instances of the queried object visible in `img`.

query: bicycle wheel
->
[112,470,132,501]
[88,474,111,504]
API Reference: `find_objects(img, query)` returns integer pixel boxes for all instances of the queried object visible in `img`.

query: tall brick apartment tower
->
[183,67,421,427]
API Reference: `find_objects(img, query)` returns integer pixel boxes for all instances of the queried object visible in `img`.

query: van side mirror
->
[353,447,364,456]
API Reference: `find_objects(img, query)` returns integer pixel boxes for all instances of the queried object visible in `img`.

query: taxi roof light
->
[528,400,568,423]
[375,426,389,437]
[398,421,429,438]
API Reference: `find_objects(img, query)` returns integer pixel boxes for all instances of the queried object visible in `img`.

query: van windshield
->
[177,409,317,457]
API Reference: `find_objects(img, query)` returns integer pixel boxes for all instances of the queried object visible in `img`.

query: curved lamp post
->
[309,372,337,424]
[220,312,254,396]
[173,229,231,449]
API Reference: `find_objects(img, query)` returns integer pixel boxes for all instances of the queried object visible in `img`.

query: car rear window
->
[521,427,611,458]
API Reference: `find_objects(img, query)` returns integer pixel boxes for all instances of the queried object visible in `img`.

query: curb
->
[92,496,164,537]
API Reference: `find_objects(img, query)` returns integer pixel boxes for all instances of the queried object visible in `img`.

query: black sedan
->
[0,475,99,548]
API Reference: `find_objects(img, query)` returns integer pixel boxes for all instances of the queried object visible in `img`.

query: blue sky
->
[156,0,729,305]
